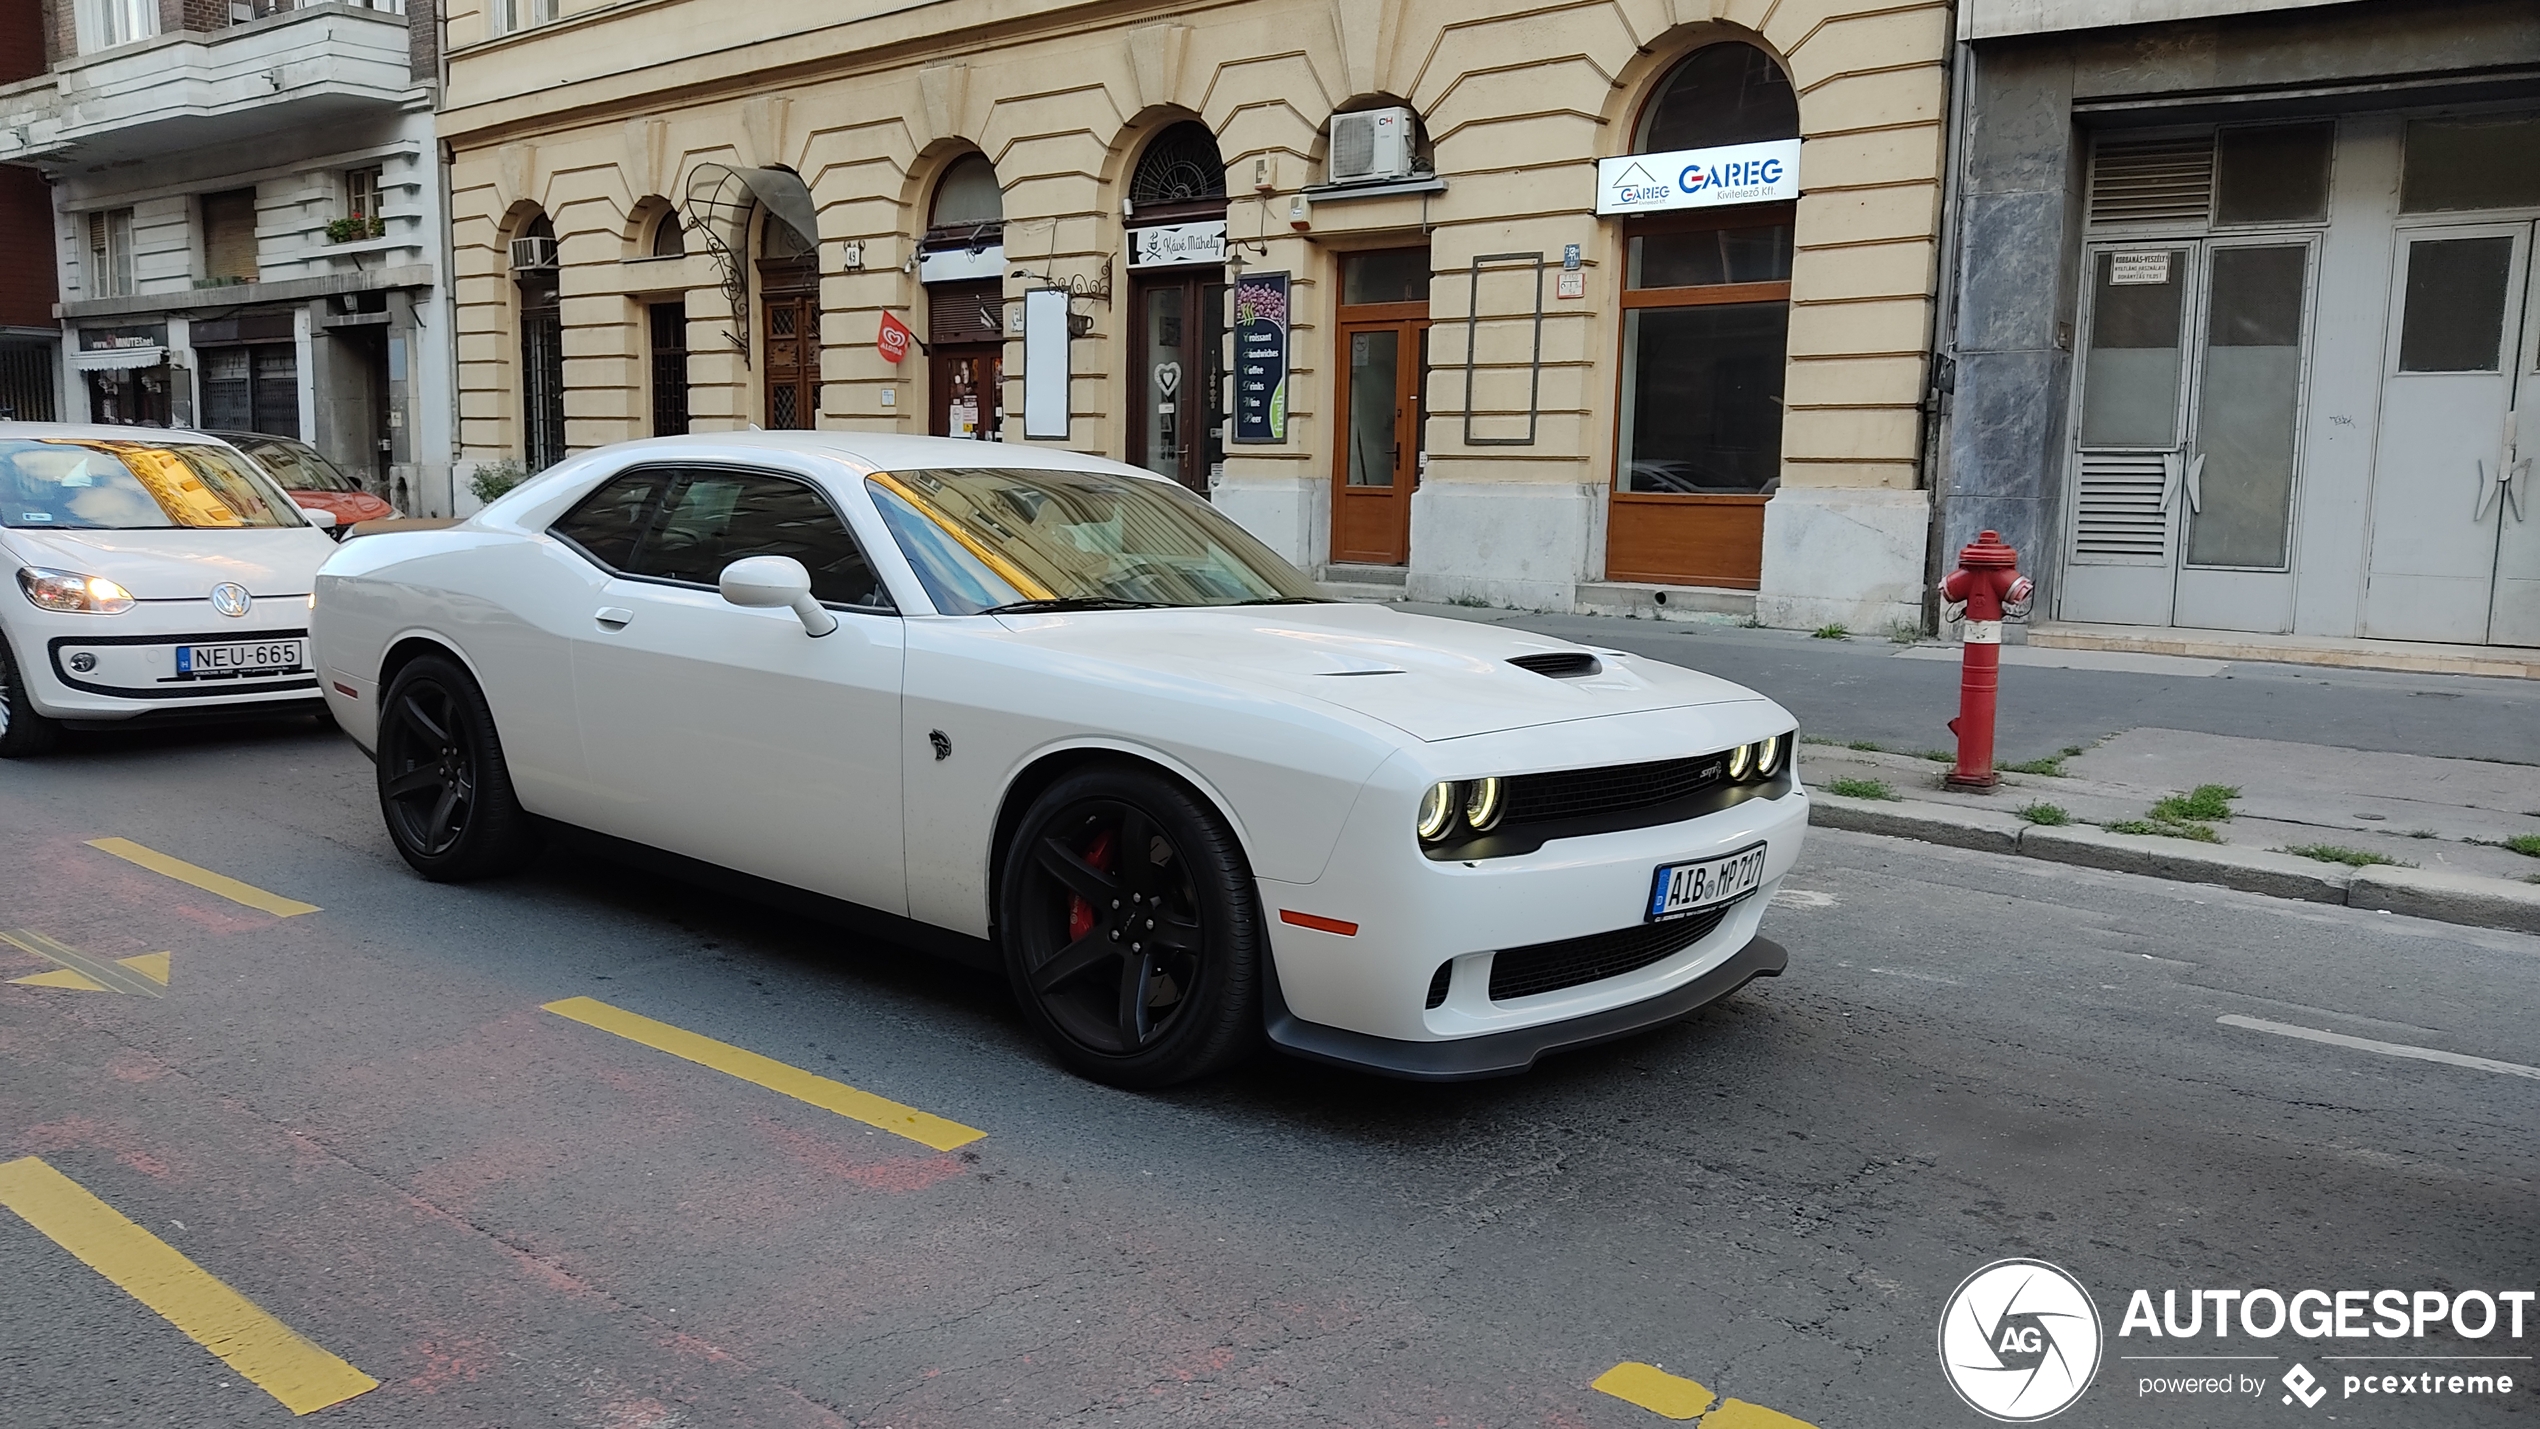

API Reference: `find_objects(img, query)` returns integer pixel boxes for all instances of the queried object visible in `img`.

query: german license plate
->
[175,639,304,677]
[1646,843,1767,922]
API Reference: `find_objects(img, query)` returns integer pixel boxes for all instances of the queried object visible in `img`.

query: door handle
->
[595,606,633,630]
[2184,453,2205,515]
[2158,452,2183,513]
[2476,459,2504,522]
[2508,458,2532,523]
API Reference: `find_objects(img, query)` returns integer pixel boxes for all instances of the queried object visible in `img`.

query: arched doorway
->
[922,154,1005,440]
[1606,42,1798,588]
[759,212,819,429]
[1124,120,1229,494]
[515,212,566,469]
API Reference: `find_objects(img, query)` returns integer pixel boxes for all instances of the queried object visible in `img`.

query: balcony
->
[0,3,411,169]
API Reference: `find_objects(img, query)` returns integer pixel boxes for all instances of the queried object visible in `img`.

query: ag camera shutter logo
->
[1939,1259,2104,1421]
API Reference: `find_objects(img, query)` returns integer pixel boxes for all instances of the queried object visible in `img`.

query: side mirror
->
[302,507,339,535]
[719,555,839,637]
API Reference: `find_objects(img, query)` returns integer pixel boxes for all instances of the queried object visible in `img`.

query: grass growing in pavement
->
[1913,749,1954,763]
[2017,802,2071,826]
[2000,745,2088,777]
[1812,623,1850,640]
[2506,834,2540,858]
[2104,818,2222,843]
[2151,784,2240,823]
[1824,777,1898,800]
[1847,739,1884,751]
[2282,843,2411,868]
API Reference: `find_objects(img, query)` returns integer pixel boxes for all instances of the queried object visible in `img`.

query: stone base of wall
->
[1407,479,1597,612]
[1755,485,1930,634]
[1214,465,1325,570]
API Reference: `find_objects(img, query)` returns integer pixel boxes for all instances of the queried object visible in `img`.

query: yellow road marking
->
[543,996,986,1152]
[2,929,170,998]
[1701,1400,1819,1429]
[1594,1363,1716,1419]
[86,838,320,918]
[0,1157,376,1416]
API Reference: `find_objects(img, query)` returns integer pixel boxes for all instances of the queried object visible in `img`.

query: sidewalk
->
[1391,601,2540,934]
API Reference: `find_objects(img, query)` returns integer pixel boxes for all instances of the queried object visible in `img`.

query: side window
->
[627,469,894,610]
[550,470,672,570]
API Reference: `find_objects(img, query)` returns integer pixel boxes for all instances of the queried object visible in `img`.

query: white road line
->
[2217,1015,2540,1080]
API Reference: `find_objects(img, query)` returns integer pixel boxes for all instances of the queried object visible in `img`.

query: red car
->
[210,431,396,533]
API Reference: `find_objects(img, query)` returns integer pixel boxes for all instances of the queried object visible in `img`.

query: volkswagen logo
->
[210,583,253,618]
[1938,1259,2103,1421]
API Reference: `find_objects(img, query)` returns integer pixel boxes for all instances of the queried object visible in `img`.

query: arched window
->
[648,203,685,257]
[1607,41,1798,589]
[515,213,566,470]
[1636,42,1798,152]
[929,154,1002,235]
[1130,121,1226,206]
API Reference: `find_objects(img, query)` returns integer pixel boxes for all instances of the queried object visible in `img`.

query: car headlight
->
[1463,776,1504,832]
[18,566,135,614]
[1723,730,1794,782]
[1727,742,1753,780]
[1417,781,1457,843]
[1755,732,1784,777]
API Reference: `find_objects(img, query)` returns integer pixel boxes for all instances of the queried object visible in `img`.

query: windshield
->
[0,438,309,530]
[225,434,362,494]
[865,467,1325,615]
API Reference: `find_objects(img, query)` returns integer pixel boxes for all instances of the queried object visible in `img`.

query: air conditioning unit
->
[507,236,557,271]
[1327,106,1417,185]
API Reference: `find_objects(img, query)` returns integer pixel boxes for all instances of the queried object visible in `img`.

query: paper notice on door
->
[949,398,978,437]
[2109,251,2172,285]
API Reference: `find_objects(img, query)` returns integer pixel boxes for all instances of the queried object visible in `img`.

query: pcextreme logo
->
[1938,1259,2104,1422]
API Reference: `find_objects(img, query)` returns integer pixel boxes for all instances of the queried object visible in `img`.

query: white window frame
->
[86,209,135,298]
[73,0,157,53]
[491,0,560,36]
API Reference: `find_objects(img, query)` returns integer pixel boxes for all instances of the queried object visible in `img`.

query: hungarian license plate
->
[1646,843,1768,922]
[175,639,304,677]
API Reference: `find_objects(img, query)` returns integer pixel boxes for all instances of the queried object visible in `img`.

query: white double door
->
[2061,239,2316,633]
[2362,221,2540,647]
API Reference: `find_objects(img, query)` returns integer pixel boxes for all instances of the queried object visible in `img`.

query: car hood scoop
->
[997,602,1754,741]
[5,527,334,600]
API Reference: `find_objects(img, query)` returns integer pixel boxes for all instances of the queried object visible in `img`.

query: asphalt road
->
[1414,605,2540,767]
[2,717,2535,1428]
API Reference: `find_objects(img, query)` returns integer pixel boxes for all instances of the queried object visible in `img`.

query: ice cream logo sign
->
[1595,138,1802,215]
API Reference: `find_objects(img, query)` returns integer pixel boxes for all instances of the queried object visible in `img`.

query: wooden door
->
[1130,271,1226,494]
[929,345,1003,440]
[1331,316,1426,565]
[761,290,818,430]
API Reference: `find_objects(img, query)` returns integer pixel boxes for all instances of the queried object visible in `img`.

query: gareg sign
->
[1594,138,1801,216]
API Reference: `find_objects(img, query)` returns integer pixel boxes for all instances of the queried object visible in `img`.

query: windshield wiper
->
[1226,596,1335,605]
[981,597,1170,614]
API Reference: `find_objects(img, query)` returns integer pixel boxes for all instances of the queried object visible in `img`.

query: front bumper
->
[7,605,322,721]
[1268,934,1786,1080]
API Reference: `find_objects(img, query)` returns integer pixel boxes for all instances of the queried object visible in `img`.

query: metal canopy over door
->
[2060,239,2315,631]
[2364,223,2539,645]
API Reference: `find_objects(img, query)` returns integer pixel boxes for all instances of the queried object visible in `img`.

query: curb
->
[1807,794,2539,935]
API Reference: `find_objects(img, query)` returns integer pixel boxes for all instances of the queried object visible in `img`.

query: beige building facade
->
[438,0,1950,630]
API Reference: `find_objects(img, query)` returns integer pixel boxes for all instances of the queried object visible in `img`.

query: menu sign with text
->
[1232,273,1288,443]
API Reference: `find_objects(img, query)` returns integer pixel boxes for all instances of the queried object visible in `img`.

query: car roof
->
[594,430,1175,483]
[0,421,240,448]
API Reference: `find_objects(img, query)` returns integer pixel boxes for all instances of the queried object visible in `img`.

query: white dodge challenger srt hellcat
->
[311,432,1806,1086]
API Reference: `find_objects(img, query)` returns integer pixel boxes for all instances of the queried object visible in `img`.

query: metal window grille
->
[648,301,689,437]
[2088,134,2216,226]
[0,344,56,421]
[521,304,566,469]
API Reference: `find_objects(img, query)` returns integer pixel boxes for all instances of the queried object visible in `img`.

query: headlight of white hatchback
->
[18,566,135,614]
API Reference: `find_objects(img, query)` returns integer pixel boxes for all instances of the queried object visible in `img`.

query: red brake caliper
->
[1066,828,1118,943]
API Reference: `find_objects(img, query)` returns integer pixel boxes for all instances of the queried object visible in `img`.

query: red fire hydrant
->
[1939,530,2034,790]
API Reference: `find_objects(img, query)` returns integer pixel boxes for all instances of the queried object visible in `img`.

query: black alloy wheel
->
[1000,767,1262,1087]
[375,654,540,881]
[0,635,61,757]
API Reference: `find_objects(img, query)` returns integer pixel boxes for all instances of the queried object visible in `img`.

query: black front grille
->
[1504,754,1727,825]
[1488,906,1729,1002]
[1425,961,1453,1009]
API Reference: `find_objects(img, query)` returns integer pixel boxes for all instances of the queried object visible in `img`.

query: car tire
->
[0,635,62,758]
[375,653,541,881]
[998,766,1263,1087]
